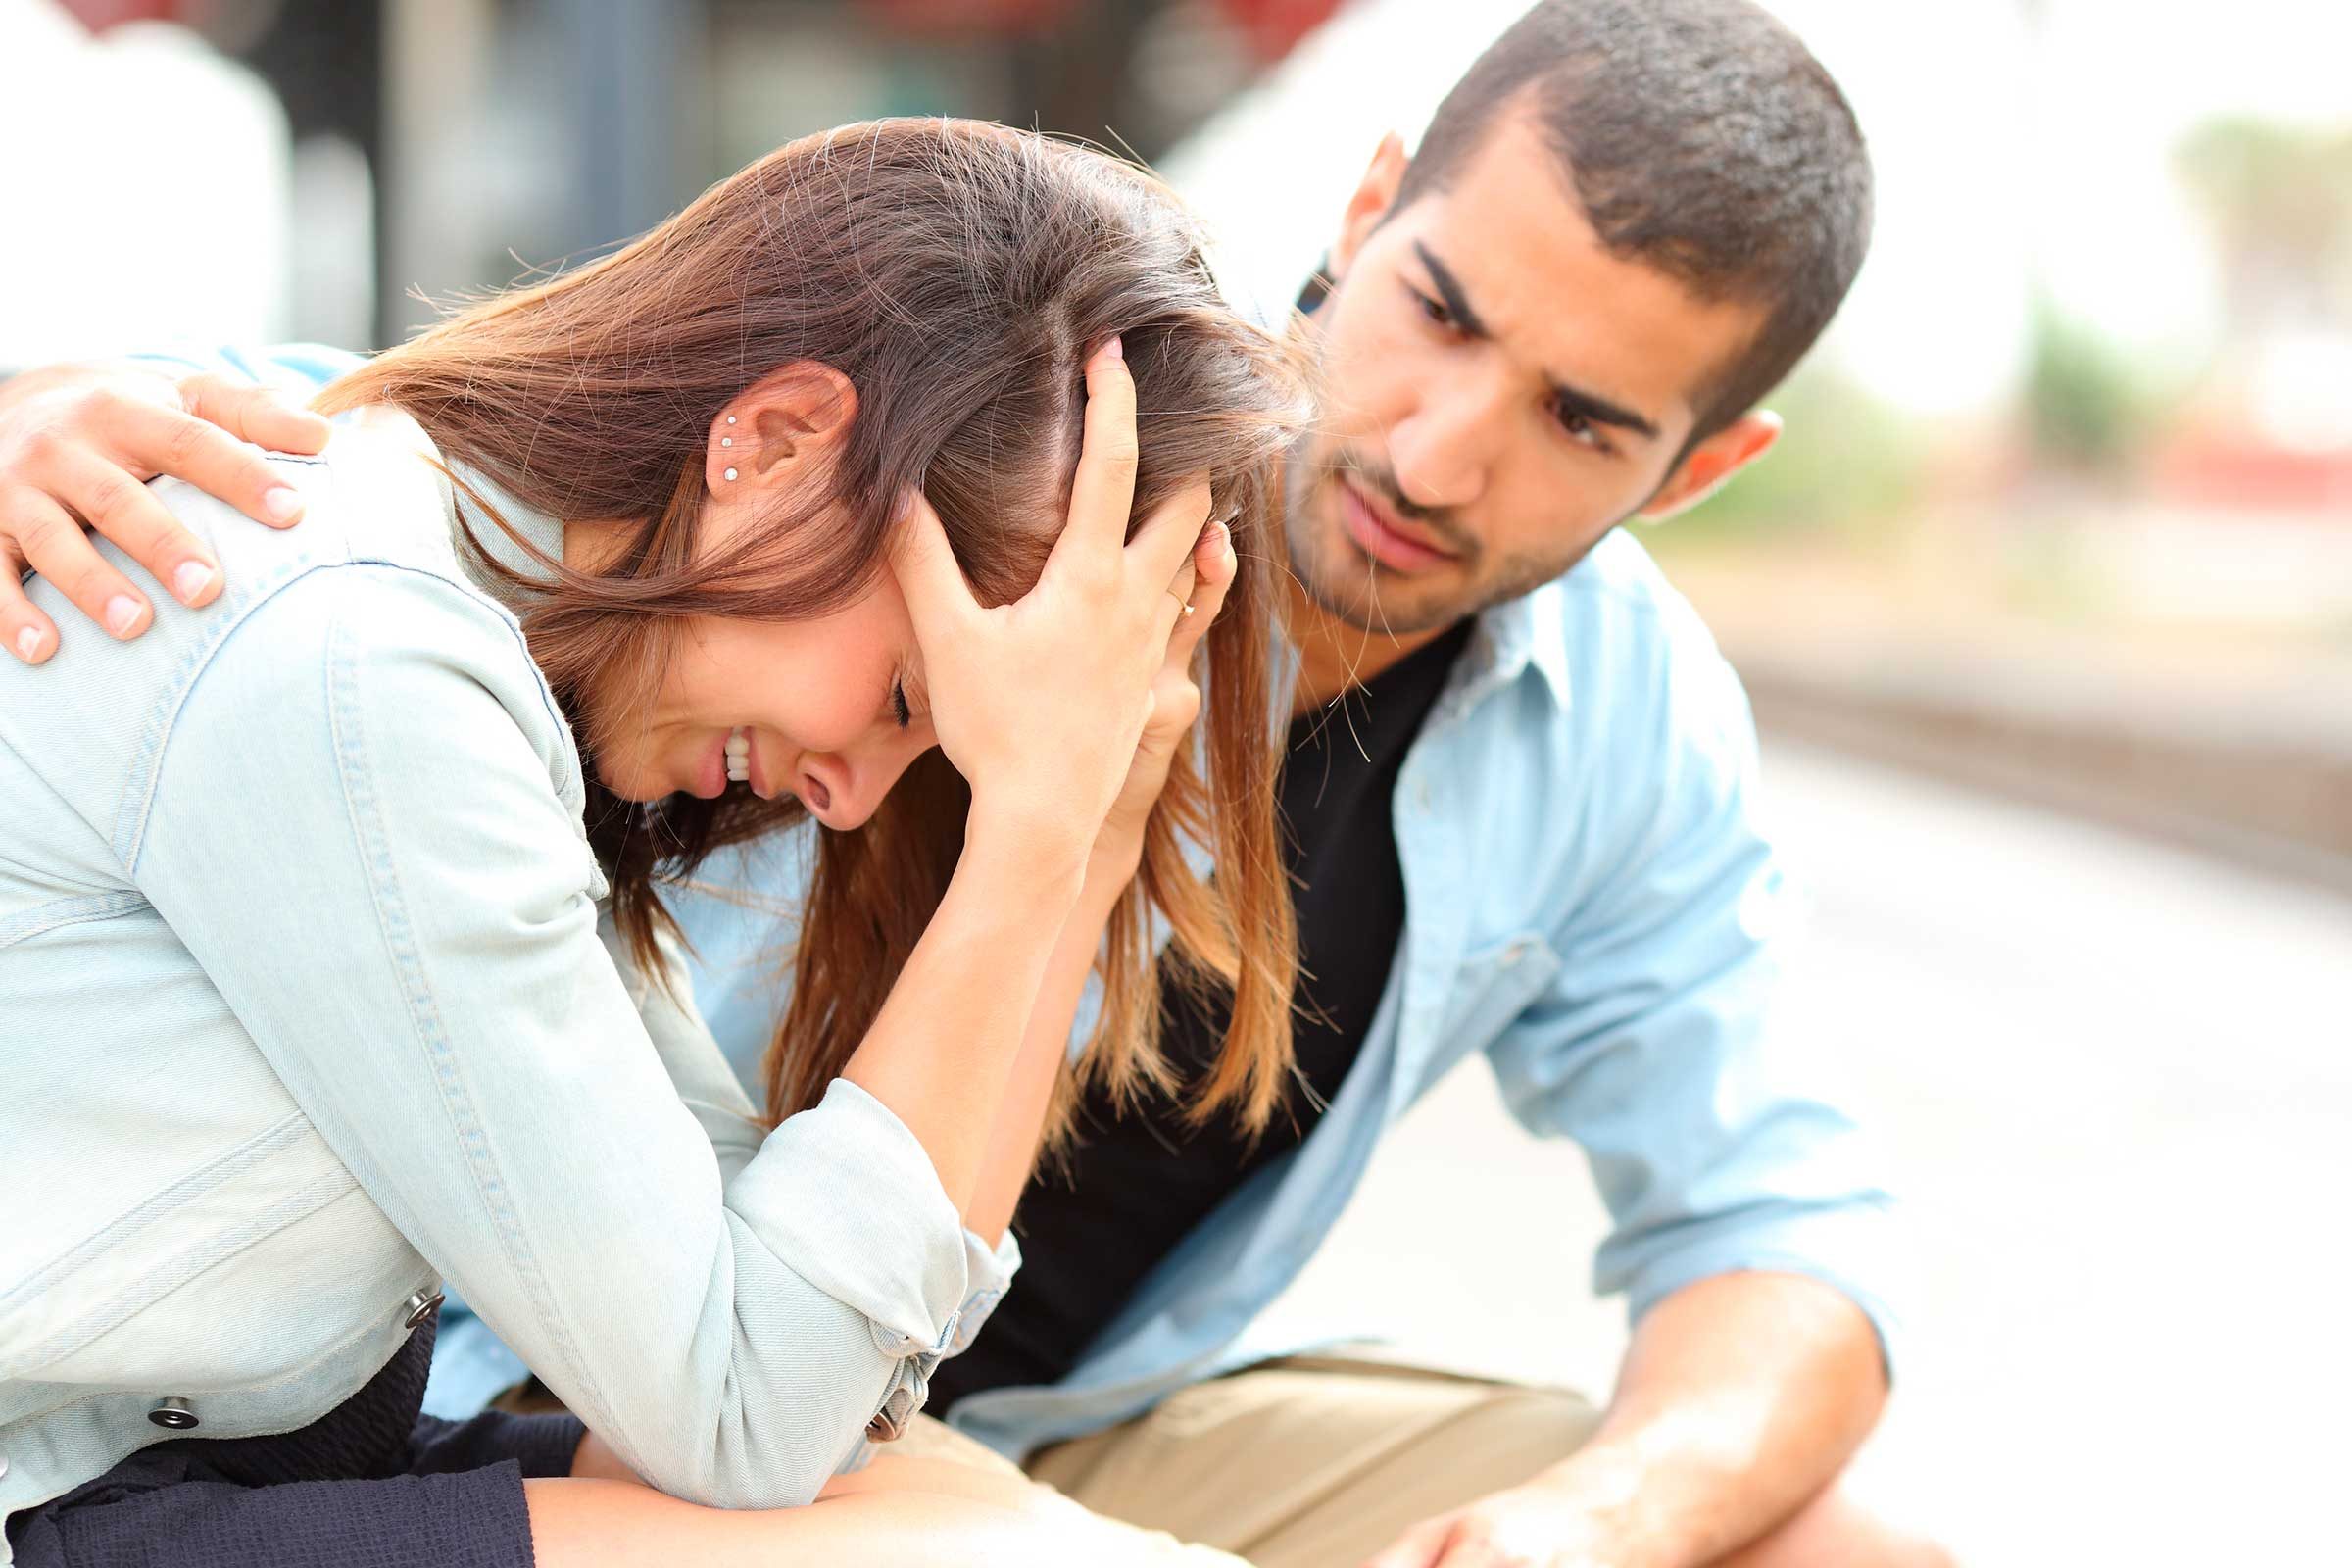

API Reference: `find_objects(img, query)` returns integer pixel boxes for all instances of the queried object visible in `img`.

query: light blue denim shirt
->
[125,344,1899,1465]
[0,388,1018,1545]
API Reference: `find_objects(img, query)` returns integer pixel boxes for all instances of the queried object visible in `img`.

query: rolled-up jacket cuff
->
[944,1227,1020,1359]
[729,1078,972,1351]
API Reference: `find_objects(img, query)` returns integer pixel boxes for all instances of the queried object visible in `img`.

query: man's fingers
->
[1424,1536,1500,1568]
[132,392,307,530]
[890,491,980,639]
[49,445,220,611]
[1050,336,1140,574]
[178,373,331,458]
[0,541,59,664]
[3,489,148,645]
[1359,1515,1455,1568]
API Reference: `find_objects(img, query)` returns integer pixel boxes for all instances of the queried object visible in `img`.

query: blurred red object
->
[858,0,1086,36]
[1217,0,1346,60]
[2154,431,2352,513]
[859,0,1343,60]
[56,0,187,30]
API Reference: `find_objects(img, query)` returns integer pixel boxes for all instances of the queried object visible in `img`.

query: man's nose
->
[1385,362,1508,511]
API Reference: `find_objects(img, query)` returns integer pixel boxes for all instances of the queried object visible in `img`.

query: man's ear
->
[708,361,858,497]
[1635,411,1782,524]
[1329,132,1410,284]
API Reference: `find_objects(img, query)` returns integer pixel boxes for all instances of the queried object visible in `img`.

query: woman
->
[0,118,1299,1565]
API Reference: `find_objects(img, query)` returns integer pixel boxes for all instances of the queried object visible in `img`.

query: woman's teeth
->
[724,727,751,785]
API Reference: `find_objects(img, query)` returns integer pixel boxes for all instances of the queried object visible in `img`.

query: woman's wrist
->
[958,801,1094,916]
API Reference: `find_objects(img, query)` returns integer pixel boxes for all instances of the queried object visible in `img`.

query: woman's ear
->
[709,362,858,496]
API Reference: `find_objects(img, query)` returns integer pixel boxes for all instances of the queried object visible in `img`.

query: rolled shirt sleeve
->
[1484,644,1904,1375]
[126,340,367,398]
[132,553,980,1506]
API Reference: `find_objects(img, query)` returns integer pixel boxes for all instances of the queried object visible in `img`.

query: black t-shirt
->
[928,619,1474,1411]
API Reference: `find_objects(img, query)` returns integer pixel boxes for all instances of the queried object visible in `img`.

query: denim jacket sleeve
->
[1483,640,1902,1373]
[131,559,982,1507]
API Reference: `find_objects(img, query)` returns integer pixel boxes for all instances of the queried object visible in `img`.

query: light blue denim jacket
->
[124,345,1900,1466]
[0,396,1016,1547]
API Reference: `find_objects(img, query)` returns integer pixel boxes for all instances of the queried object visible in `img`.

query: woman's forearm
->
[841,815,1090,1219]
[964,856,1133,1246]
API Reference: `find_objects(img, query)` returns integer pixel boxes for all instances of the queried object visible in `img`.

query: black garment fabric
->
[930,619,1474,1411]
[6,1312,584,1568]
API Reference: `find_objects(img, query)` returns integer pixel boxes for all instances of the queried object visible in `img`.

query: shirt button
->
[148,1397,200,1431]
[402,1290,446,1331]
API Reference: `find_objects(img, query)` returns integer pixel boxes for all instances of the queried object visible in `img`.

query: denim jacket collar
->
[444,465,565,604]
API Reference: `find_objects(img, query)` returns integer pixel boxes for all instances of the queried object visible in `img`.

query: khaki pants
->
[898,1353,1605,1568]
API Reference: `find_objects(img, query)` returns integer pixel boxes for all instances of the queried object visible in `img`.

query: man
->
[0,4,1943,1563]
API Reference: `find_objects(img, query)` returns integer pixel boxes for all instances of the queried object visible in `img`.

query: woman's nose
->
[808,728,934,830]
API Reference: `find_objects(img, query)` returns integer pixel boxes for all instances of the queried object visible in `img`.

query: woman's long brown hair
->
[315,119,1305,1143]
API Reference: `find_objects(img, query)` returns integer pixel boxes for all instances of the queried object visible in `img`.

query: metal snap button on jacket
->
[401,1289,445,1330]
[147,1397,200,1431]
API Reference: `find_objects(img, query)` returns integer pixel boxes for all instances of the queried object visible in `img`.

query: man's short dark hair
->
[1395,0,1873,446]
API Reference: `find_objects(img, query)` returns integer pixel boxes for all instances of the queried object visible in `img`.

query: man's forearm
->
[1537,1271,1886,1568]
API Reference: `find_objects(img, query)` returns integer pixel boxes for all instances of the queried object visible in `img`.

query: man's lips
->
[1336,479,1457,573]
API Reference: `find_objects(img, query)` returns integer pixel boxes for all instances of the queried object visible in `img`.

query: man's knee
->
[1446,1382,1604,1474]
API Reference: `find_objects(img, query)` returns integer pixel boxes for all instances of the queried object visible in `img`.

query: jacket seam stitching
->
[321,601,612,1424]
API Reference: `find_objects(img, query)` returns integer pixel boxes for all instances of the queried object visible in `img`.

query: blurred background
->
[6,0,2346,1560]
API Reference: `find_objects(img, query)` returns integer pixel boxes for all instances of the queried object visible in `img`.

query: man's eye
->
[1554,405,1608,453]
[891,679,911,730]
[1411,288,1452,328]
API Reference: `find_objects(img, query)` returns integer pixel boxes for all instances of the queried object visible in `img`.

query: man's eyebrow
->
[1549,381,1659,443]
[1412,240,1492,340]
[1410,240,1662,444]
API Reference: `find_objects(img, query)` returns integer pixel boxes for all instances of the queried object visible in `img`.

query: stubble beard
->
[1282,445,1583,637]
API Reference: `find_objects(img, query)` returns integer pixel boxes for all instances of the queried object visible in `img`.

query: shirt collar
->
[443,461,567,602]
[1454,584,1573,715]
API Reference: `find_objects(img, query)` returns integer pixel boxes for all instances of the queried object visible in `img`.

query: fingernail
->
[172,560,216,603]
[15,626,40,662]
[263,486,303,523]
[1102,334,1124,364]
[105,595,143,636]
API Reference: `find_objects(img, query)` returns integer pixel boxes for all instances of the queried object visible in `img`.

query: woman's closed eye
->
[891,678,911,730]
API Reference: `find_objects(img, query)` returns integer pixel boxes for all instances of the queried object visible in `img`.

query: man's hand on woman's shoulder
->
[0,363,329,663]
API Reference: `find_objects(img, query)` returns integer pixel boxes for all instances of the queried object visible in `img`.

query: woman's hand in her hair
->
[895,338,1216,871]
[0,364,329,663]
[1088,510,1234,888]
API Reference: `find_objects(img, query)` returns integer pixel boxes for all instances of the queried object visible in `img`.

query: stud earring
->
[720,436,732,447]
[725,416,737,425]
[723,466,738,482]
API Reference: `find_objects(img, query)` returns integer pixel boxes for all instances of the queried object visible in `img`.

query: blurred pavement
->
[1261,737,2352,1565]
